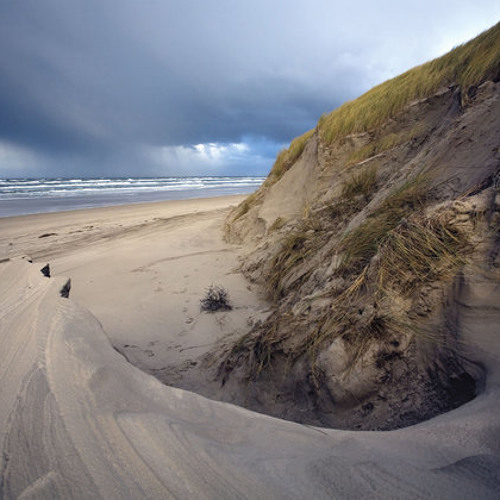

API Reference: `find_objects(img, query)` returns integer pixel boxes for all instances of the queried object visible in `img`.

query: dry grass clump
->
[339,174,429,271]
[302,206,472,382]
[248,321,283,379]
[266,208,329,301]
[377,213,471,295]
[267,231,312,300]
[382,173,429,212]
[339,217,396,273]
[341,165,378,200]
[319,21,500,145]
[328,166,379,219]
[200,284,232,312]
[265,167,380,302]
[219,314,290,383]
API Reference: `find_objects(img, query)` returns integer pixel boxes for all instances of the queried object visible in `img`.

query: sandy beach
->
[0,195,271,388]
[1,195,500,498]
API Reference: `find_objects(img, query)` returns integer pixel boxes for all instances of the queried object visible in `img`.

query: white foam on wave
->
[0,176,266,200]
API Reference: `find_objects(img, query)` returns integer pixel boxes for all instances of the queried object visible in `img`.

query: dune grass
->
[319,21,500,145]
[267,231,312,300]
[377,213,470,296]
[327,165,379,220]
[303,204,472,382]
[341,165,378,200]
[339,174,429,271]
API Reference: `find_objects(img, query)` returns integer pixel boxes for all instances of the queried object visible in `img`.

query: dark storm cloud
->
[0,0,499,176]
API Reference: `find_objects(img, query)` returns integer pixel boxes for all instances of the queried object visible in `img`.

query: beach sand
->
[1,195,500,498]
[0,195,270,390]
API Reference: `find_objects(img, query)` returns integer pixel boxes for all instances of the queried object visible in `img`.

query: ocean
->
[0,176,265,217]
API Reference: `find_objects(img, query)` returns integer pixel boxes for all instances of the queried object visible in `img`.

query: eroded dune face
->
[1,256,500,498]
[221,79,500,430]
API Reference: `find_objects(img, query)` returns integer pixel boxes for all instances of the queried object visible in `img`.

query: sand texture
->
[1,196,500,498]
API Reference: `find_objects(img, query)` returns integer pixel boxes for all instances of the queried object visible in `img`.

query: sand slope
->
[1,199,500,498]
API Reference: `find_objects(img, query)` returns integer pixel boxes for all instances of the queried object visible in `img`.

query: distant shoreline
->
[0,176,263,218]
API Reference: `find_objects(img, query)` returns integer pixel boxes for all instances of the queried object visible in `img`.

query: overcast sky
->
[0,1,499,178]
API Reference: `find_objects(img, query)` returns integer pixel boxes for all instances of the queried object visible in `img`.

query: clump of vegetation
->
[339,173,429,272]
[200,284,232,312]
[341,165,378,200]
[339,217,395,273]
[299,205,473,387]
[265,166,380,301]
[377,212,471,296]
[319,21,500,144]
[268,231,312,300]
[218,314,291,385]
[327,166,379,220]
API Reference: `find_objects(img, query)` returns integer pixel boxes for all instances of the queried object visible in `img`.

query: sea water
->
[0,177,265,217]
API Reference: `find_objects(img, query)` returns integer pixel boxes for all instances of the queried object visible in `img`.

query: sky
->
[0,1,499,178]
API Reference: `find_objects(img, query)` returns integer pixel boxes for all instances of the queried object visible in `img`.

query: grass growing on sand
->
[302,205,473,385]
[327,165,379,219]
[227,23,500,234]
[266,166,380,300]
[319,21,500,144]
[339,173,428,271]
[222,23,499,386]
[268,231,313,300]
[340,165,378,202]
[377,213,471,296]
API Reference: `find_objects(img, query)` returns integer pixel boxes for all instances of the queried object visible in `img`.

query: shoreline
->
[0,177,264,218]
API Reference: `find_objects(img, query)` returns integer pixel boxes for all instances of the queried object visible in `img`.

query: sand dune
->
[1,198,500,498]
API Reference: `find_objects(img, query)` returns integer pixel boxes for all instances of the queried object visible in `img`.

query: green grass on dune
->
[262,22,500,189]
[319,21,500,144]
